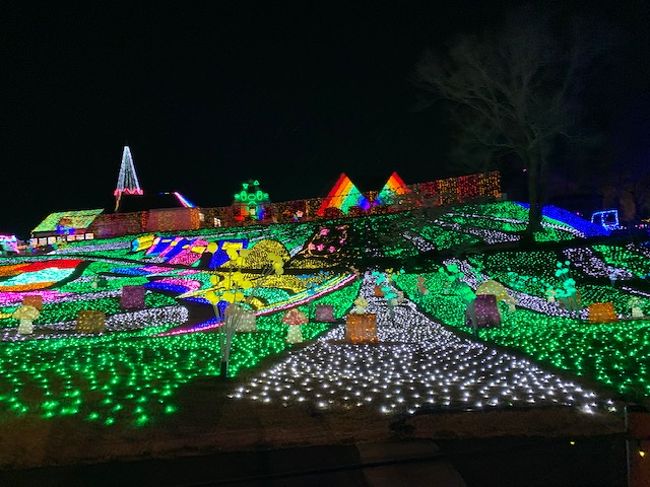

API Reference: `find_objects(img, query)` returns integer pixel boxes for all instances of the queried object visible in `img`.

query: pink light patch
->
[143,265,175,273]
[156,278,202,291]
[0,290,72,306]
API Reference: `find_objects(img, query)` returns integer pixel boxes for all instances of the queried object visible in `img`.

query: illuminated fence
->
[89,171,501,237]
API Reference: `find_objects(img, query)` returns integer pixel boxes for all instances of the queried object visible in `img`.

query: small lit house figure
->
[13,305,40,335]
[232,180,270,222]
[283,308,308,344]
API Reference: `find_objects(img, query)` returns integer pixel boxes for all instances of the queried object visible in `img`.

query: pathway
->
[232,275,616,416]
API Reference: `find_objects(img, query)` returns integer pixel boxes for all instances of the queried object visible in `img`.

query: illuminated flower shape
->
[204,290,221,305]
[221,290,246,303]
[230,272,253,289]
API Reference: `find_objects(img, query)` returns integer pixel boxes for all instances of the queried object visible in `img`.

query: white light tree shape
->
[114,146,143,210]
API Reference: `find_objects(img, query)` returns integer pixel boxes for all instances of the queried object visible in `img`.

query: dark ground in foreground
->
[0,436,627,486]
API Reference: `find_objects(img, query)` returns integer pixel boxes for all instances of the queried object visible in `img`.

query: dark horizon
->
[3,1,650,238]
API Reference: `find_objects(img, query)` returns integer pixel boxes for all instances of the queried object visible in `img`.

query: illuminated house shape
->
[233,180,270,221]
[32,209,104,238]
[317,173,369,216]
[374,171,409,206]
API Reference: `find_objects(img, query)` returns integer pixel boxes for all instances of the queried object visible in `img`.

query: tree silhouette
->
[415,6,607,238]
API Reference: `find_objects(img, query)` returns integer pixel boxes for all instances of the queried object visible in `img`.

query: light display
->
[13,305,40,334]
[345,312,378,343]
[22,295,43,310]
[587,302,618,323]
[470,294,501,328]
[75,310,106,333]
[114,146,143,211]
[394,262,650,398]
[374,171,409,206]
[31,209,104,236]
[591,209,620,230]
[233,276,612,415]
[0,273,359,425]
[164,192,195,208]
[628,297,645,319]
[0,234,19,253]
[315,304,336,322]
[120,285,146,310]
[233,180,270,221]
[283,308,308,343]
[316,173,370,216]
[475,280,516,311]
[0,259,85,292]
[4,191,650,438]
[594,244,650,279]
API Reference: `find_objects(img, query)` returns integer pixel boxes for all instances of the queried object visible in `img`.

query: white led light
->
[233,274,613,416]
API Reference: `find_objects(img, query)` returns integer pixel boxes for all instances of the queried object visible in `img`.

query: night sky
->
[3,1,650,238]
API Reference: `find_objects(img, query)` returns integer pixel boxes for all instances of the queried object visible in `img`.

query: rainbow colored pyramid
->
[374,171,409,205]
[317,173,369,216]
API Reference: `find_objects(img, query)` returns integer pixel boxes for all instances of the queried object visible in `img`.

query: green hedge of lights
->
[394,269,650,400]
[0,279,360,426]
[594,244,650,278]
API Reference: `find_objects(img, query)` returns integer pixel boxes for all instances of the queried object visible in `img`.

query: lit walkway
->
[232,275,615,415]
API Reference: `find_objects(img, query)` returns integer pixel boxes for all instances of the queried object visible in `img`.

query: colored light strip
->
[317,173,369,215]
[160,273,357,336]
[173,192,196,208]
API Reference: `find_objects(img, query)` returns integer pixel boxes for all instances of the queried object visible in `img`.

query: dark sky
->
[3,1,650,238]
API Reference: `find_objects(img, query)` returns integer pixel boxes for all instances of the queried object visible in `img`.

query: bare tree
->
[415,7,605,238]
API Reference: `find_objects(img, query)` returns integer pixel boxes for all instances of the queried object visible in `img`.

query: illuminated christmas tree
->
[114,146,143,211]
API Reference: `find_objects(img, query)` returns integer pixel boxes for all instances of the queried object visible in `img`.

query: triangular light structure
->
[114,146,143,211]
[114,146,143,197]
[374,171,409,206]
[316,173,369,216]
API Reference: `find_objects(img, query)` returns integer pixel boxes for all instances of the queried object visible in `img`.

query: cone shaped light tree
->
[114,146,143,211]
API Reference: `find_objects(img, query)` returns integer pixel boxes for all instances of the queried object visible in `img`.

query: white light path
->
[402,231,436,252]
[562,247,633,280]
[232,275,614,415]
[0,305,188,342]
